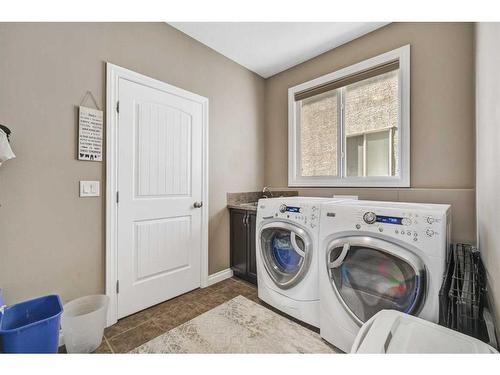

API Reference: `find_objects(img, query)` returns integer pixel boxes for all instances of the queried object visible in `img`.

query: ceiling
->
[169,22,389,78]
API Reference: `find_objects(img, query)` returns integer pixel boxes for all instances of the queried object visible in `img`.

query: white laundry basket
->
[61,295,109,353]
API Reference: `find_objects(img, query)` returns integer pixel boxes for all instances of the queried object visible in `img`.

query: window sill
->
[288,177,410,188]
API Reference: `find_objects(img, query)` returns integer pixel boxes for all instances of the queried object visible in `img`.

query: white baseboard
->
[206,268,233,286]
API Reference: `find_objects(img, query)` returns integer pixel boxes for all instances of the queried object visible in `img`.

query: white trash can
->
[61,295,109,353]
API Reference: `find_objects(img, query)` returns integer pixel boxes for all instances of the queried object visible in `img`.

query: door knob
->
[193,201,203,208]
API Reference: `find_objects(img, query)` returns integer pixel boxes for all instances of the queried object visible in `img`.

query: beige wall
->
[0,23,265,304]
[476,22,500,337]
[264,22,475,244]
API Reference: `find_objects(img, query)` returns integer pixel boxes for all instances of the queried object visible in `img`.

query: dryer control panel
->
[357,210,444,242]
[320,202,451,258]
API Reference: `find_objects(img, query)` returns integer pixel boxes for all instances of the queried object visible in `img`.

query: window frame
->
[288,45,410,187]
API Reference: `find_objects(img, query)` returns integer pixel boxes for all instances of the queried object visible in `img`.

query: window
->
[288,45,410,187]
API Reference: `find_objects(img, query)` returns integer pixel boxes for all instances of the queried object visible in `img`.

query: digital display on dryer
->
[286,206,301,213]
[376,215,403,225]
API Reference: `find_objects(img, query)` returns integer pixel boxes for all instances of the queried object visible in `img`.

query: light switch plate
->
[80,181,100,197]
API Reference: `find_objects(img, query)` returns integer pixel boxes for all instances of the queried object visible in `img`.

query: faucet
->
[262,186,274,199]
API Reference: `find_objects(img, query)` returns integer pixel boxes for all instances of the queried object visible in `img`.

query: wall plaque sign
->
[78,106,103,161]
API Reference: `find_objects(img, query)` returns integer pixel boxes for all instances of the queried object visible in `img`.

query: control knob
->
[279,204,287,213]
[363,211,377,224]
[427,217,435,224]
[402,218,412,226]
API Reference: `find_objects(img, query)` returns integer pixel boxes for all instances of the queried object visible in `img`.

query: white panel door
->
[117,78,203,318]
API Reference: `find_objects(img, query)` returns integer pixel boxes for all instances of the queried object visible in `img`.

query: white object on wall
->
[0,128,15,166]
[476,22,500,338]
[79,181,100,197]
[78,106,103,161]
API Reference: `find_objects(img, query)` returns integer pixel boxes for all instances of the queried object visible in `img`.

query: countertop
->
[226,190,298,212]
[227,202,259,211]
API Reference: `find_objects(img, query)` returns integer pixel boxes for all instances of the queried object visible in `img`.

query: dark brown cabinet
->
[230,209,257,285]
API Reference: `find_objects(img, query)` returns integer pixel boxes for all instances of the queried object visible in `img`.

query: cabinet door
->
[230,210,248,277]
[247,212,257,284]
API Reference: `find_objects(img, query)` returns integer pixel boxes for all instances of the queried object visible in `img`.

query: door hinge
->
[116,191,119,204]
[116,280,120,294]
[116,101,120,113]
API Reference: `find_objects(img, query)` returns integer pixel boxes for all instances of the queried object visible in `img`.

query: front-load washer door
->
[326,236,426,326]
[260,222,312,289]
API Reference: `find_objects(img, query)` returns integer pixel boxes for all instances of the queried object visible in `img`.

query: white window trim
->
[288,44,410,188]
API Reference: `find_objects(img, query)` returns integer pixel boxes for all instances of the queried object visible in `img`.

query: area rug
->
[131,295,337,353]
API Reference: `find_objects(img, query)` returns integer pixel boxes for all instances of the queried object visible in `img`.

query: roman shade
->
[294,60,399,102]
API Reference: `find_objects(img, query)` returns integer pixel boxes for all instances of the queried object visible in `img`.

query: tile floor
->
[91,276,314,353]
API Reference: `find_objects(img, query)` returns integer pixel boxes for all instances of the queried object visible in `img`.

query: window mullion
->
[363,133,367,177]
[339,88,346,179]
[388,128,393,176]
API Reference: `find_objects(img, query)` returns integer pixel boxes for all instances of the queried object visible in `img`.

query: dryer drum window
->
[329,245,424,323]
[260,226,311,289]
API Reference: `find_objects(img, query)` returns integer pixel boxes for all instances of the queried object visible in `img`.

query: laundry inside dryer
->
[329,246,421,322]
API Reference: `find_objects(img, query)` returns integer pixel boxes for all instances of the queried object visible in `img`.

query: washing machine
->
[256,197,352,327]
[318,200,451,352]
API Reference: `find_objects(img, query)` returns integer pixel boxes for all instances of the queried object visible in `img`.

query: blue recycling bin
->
[0,294,63,353]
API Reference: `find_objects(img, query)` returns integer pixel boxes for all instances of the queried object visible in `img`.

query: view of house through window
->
[300,90,339,177]
[345,70,399,177]
[298,68,399,178]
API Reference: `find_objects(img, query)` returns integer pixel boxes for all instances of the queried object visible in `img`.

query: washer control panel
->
[271,203,319,229]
